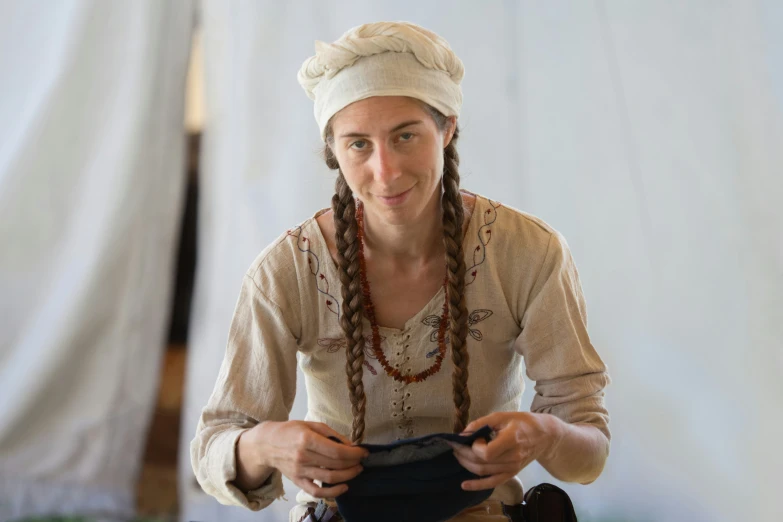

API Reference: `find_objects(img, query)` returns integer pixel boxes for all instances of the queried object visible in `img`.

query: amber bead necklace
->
[355,201,449,384]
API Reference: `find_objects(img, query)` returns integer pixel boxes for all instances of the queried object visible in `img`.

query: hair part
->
[323,102,470,441]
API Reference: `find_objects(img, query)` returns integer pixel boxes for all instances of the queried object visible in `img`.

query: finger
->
[485,445,532,465]
[462,418,487,434]
[451,443,521,468]
[308,422,353,446]
[300,431,369,462]
[292,476,348,499]
[471,438,496,461]
[449,442,485,464]
[463,412,505,434]
[449,441,494,462]
[293,449,365,470]
[472,431,518,462]
[453,453,518,478]
[461,472,516,491]
[303,464,363,485]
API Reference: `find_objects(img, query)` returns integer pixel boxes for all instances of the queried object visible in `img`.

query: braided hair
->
[324,105,470,442]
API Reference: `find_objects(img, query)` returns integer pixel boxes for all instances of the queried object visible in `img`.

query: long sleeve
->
[515,231,611,440]
[190,272,300,510]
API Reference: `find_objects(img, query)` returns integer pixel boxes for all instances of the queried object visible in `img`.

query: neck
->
[361,190,445,264]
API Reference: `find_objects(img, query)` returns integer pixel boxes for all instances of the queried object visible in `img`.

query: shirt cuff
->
[531,371,611,441]
[201,427,286,511]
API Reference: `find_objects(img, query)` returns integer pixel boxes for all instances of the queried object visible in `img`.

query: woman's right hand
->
[236,420,368,498]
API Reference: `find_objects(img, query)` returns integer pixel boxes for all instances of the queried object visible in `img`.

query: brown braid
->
[326,144,367,443]
[439,126,471,433]
[322,105,470,440]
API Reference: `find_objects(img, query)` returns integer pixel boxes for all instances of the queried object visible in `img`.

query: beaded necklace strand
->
[355,201,450,384]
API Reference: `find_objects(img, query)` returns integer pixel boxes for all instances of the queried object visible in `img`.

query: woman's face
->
[329,96,455,228]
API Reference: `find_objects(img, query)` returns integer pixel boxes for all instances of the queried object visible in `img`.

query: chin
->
[374,204,419,226]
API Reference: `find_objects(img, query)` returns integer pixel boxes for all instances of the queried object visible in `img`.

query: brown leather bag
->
[502,483,578,522]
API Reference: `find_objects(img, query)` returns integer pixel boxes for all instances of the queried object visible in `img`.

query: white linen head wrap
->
[297,21,464,141]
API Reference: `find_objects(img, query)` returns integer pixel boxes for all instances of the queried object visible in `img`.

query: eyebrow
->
[338,120,423,139]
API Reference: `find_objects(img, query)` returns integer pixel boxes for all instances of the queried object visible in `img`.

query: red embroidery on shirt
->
[317,335,386,376]
[287,227,340,317]
[465,200,502,287]
[303,197,503,380]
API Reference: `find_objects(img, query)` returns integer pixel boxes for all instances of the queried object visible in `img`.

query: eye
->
[350,140,368,150]
[399,132,414,141]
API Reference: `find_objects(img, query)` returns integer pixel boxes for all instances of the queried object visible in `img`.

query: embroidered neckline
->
[309,193,489,330]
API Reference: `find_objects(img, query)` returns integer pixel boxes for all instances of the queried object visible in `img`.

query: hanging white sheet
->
[0,1,194,519]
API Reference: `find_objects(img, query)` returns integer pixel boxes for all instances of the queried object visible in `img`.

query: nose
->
[370,142,403,184]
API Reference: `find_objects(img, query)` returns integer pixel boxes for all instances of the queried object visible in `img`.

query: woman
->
[191,21,610,522]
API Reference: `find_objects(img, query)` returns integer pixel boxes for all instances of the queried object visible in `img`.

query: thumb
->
[462,419,483,434]
[308,422,352,445]
[463,412,505,434]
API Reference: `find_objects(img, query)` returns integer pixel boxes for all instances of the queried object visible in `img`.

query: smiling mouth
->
[377,187,413,199]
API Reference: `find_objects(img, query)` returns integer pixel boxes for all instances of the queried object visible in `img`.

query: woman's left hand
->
[450,411,564,491]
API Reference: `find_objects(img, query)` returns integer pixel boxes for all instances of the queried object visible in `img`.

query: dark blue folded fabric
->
[325,426,494,522]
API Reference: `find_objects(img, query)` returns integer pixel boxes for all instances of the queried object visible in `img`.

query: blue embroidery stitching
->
[423,309,495,357]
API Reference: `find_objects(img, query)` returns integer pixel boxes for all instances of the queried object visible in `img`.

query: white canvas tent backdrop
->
[183,2,782,522]
[0,1,779,522]
[0,0,195,520]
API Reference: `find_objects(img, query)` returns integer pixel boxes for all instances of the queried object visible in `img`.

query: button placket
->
[390,333,406,438]
[398,330,414,438]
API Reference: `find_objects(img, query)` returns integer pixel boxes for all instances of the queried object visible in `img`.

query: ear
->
[443,116,457,148]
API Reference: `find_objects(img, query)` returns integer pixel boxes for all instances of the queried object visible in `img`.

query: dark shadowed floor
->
[136,345,186,519]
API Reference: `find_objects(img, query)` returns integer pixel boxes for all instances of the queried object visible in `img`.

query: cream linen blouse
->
[191,192,611,514]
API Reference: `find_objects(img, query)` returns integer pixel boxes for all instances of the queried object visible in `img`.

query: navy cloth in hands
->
[325,426,494,522]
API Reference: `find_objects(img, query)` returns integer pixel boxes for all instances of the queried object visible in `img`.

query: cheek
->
[336,164,370,195]
[408,145,443,176]
[426,150,445,182]
[434,155,445,176]
[425,139,445,174]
